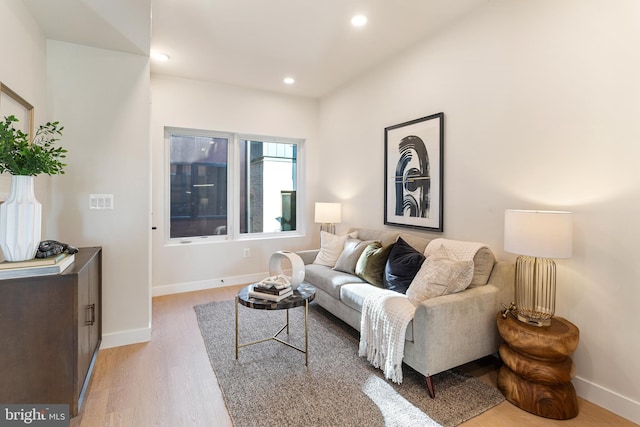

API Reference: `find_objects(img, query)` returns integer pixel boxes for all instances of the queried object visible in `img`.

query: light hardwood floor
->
[71,286,637,427]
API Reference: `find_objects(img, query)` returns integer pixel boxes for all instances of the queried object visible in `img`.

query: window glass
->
[169,133,228,238]
[240,139,297,234]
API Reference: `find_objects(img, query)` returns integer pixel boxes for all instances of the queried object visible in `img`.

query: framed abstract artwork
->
[384,112,444,232]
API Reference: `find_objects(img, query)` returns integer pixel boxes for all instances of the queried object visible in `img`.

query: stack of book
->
[0,252,76,280]
[248,282,293,302]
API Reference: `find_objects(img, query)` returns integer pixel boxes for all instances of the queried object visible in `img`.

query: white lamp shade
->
[314,202,341,224]
[504,210,573,259]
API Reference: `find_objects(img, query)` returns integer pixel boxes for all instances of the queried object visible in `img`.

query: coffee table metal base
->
[235,297,310,365]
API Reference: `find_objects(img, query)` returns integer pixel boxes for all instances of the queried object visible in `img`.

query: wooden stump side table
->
[496,313,580,420]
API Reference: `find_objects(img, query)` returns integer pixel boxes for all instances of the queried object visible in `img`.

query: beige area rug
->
[194,299,504,427]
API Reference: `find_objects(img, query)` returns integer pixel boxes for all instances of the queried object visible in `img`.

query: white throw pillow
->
[406,244,474,305]
[313,231,358,267]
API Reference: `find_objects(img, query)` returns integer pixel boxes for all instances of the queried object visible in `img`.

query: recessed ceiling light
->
[151,51,170,62]
[351,14,367,27]
[283,77,295,85]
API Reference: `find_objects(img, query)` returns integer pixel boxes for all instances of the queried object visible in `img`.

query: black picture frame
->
[384,112,444,232]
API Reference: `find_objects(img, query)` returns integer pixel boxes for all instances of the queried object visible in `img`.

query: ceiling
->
[24,0,488,98]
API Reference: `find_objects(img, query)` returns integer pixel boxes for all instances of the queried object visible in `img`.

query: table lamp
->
[314,202,341,234]
[504,209,573,327]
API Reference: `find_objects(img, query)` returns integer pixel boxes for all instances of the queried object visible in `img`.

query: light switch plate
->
[89,194,114,210]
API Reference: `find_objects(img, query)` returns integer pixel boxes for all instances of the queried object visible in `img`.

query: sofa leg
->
[426,376,435,398]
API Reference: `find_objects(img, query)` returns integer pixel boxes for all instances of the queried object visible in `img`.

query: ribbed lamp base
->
[515,255,556,327]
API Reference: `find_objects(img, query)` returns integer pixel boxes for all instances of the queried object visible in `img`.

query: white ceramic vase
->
[0,175,42,262]
[268,250,305,290]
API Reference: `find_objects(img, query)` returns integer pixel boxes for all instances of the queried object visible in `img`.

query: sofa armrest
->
[296,249,319,265]
[487,261,516,308]
[413,262,513,327]
[407,263,514,376]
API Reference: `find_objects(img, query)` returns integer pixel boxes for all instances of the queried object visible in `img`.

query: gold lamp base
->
[516,311,552,327]
[319,223,335,234]
[515,255,556,327]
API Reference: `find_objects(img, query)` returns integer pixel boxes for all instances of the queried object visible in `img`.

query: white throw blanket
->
[358,290,416,384]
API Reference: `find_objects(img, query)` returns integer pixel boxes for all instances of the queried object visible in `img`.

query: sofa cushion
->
[348,228,391,246]
[383,237,425,294]
[304,264,366,300]
[355,242,394,287]
[340,283,414,342]
[333,239,377,275]
[313,231,357,267]
[340,282,388,312]
[397,233,432,253]
[407,244,474,305]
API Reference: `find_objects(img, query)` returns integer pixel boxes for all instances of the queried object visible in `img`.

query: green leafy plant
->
[0,115,66,176]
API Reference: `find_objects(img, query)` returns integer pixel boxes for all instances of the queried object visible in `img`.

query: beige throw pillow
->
[406,244,474,305]
[333,239,378,275]
[313,231,358,267]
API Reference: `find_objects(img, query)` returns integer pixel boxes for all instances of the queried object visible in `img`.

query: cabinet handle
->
[86,304,96,326]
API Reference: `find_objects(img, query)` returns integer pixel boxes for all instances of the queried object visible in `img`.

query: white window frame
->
[164,127,305,245]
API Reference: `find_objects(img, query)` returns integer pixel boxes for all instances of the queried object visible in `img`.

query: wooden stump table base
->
[496,313,580,420]
[498,363,578,419]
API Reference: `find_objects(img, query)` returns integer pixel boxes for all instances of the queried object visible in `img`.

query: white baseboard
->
[574,376,640,424]
[102,273,266,350]
[151,272,267,297]
[100,326,152,349]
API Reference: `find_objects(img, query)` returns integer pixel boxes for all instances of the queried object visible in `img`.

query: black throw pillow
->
[383,237,425,294]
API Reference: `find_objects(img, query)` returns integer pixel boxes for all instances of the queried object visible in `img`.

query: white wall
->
[46,41,152,348]
[1,0,152,350]
[150,75,319,295]
[0,0,49,233]
[319,0,640,422]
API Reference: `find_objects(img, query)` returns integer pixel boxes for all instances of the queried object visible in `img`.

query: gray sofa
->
[297,227,514,397]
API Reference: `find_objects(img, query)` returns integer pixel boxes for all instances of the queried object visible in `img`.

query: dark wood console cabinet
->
[0,247,102,417]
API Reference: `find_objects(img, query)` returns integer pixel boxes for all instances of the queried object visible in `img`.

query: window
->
[167,128,303,241]
[169,133,228,238]
[240,139,297,234]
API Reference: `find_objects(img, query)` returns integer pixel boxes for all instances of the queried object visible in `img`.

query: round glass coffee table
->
[235,283,316,365]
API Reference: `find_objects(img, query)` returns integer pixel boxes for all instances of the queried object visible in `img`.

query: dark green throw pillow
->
[355,242,394,287]
[383,237,425,294]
